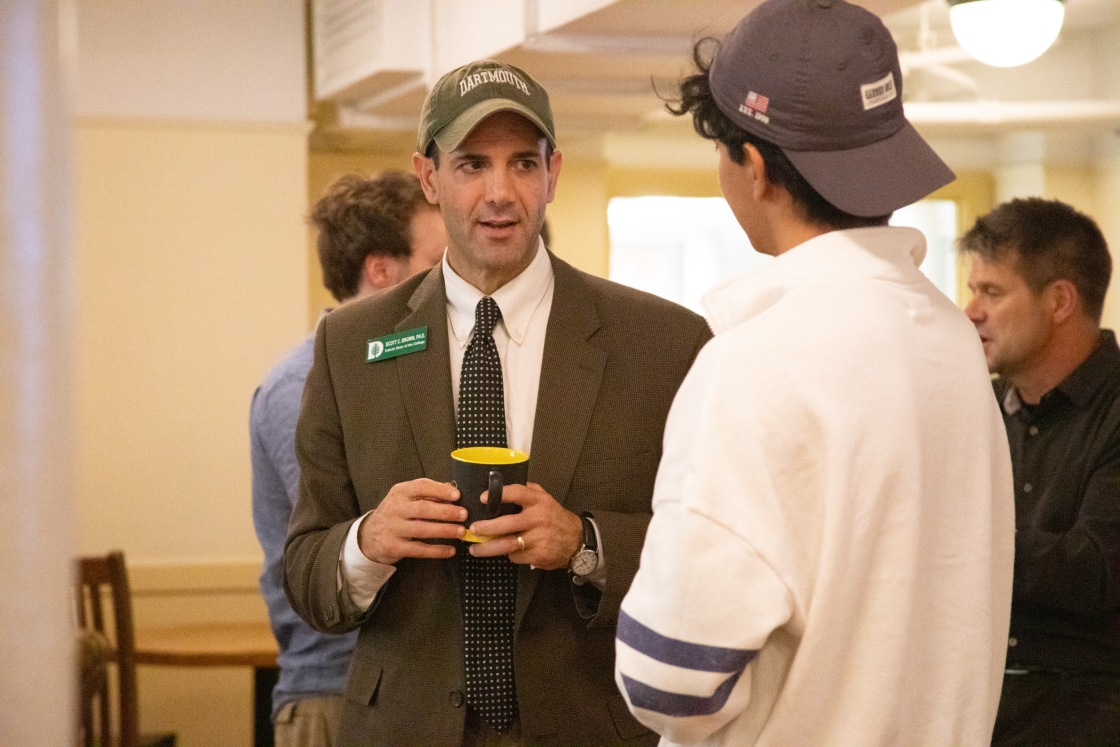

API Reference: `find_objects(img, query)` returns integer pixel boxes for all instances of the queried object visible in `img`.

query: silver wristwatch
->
[569,513,599,577]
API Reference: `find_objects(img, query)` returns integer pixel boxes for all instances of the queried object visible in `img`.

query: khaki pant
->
[274,695,346,747]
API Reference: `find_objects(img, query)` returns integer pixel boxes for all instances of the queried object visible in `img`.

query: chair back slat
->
[75,550,140,747]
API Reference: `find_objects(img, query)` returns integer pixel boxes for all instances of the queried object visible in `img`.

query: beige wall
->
[547,156,612,276]
[1046,166,1099,217]
[75,117,309,746]
[1090,156,1120,332]
[75,118,309,562]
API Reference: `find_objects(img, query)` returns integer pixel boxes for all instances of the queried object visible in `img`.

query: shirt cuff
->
[336,511,397,611]
[572,516,607,591]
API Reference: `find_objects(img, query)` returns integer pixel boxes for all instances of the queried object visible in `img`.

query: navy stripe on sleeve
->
[621,670,745,717]
[617,610,756,672]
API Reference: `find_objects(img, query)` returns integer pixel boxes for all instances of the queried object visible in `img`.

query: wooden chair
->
[75,550,176,747]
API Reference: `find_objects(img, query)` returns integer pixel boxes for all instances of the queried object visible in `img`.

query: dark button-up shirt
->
[995,330,1120,673]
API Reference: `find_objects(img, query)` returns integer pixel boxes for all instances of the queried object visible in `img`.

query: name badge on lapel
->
[366,326,428,363]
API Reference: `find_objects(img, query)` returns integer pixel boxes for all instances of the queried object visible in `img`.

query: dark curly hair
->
[310,172,430,302]
[959,197,1111,322]
[668,38,890,230]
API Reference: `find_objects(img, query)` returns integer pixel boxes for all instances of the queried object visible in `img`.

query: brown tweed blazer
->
[284,252,711,746]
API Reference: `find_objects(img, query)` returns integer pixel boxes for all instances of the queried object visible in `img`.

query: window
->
[608,196,770,315]
[608,196,961,312]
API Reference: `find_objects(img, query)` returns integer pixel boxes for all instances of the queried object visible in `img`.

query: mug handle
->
[487,469,504,520]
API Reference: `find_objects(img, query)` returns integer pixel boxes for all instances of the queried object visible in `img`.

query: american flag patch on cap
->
[743,91,769,114]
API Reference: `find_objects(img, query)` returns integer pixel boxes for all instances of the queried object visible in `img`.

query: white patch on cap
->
[860,72,897,111]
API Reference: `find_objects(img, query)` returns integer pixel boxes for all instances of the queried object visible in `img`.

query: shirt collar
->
[1001,330,1120,415]
[1054,329,1120,408]
[1001,384,1023,416]
[443,238,554,348]
[701,226,928,335]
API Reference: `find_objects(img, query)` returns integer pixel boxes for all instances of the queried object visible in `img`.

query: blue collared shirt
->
[251,335,357,717]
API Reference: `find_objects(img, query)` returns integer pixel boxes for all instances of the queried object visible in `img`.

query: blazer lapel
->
[395,265,456,483]
[517,254,607,627]
[395,267,460,589]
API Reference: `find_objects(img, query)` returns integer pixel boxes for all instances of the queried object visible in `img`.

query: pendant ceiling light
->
[948,0,1065,67]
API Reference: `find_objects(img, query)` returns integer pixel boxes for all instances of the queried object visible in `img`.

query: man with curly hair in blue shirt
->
[251,171,445,747]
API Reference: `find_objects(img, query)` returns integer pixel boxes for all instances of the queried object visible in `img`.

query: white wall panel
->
[76,0,306,122]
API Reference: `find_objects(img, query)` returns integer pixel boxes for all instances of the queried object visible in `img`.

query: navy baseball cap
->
[709,0,954,216]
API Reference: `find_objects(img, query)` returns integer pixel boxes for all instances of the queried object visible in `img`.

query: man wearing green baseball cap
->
[285,59,711,746]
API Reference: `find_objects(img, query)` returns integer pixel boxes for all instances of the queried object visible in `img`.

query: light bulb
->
[949,0,1065,67]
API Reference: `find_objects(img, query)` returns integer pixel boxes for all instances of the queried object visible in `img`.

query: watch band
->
[570,512,599,577]
[580,513,598,552]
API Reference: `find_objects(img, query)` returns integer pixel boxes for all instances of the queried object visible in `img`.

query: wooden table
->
[135,622,278,668]
[135,622,279,747]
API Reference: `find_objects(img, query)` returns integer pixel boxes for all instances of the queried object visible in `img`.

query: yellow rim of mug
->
[451,447,529,465]
[462,528,489,543]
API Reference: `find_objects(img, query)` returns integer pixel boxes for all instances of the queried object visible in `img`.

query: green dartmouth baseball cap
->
[417,60,556,155]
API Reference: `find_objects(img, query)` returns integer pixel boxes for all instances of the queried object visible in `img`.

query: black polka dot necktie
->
[458,296,507,449]
[457,296,518,733]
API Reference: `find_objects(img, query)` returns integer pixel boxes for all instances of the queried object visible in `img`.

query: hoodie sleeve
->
[614,329,797,745]
[615,497,792,744]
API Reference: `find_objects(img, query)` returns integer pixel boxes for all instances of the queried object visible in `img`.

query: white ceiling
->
[312,0,1120,170]
[498,0,920,137]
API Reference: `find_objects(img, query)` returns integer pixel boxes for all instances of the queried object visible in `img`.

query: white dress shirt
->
[444,240,554,454]
[340,242,607,609]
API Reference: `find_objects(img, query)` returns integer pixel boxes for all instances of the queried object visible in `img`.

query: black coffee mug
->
[451,447,529,542]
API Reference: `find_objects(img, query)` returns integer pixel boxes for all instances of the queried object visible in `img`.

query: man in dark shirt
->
[962,197,1120,746]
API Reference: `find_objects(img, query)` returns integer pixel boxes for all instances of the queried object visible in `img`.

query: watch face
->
[571,549,598,576]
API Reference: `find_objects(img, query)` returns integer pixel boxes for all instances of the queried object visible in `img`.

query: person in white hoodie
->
[615,1,1016,745]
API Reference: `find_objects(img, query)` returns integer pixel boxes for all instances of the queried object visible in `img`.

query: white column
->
[0,1,76,746]
[995,131,1047,203]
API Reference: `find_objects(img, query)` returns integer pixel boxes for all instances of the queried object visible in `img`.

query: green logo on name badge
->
[366,326,428,363]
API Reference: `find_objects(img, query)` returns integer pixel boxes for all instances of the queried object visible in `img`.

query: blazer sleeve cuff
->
[580,509,651,628]
[340,511,398,611]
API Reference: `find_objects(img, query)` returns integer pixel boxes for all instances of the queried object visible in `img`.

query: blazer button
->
[450,690,464,708]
